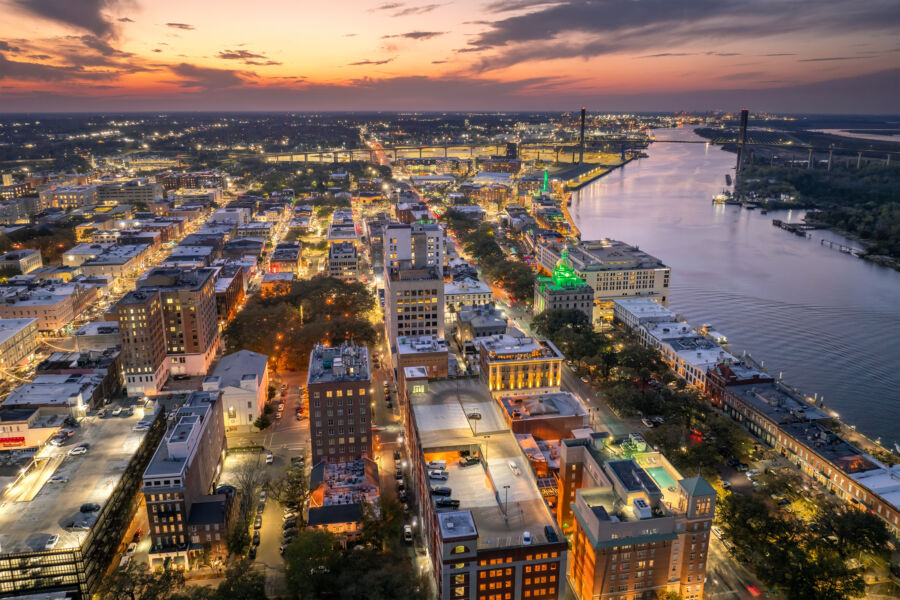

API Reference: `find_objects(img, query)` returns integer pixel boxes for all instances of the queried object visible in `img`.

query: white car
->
[45,534,60,550]
[523,531,532,545]
[133,423,150,432]
[48,475,69,484]
[403,524,413,543]
[111,407,122,416]
[125,542,137,556]
[68,446,88,456]
[428,469,448,480]
[265,452,274,464]
[508,461,521,476]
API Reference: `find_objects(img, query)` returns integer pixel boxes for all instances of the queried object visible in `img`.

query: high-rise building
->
[383,222,443,270]
[533,248,594,321]
[327,241,359,280]
[137,266,220,376]
[117,289,168,396]
[536,240,670,323]
[559,437,716,600]
[95,178,164,205]
[307,342,372,464]
[142,390,228,566]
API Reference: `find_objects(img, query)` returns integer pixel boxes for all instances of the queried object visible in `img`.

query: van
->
[431,486,452,496]
[426,460,446,470]
[428,469,448,480]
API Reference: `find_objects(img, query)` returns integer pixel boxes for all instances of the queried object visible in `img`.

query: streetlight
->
[503,484,510,518]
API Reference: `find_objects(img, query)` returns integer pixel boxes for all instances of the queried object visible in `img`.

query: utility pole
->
[503,484,510,517]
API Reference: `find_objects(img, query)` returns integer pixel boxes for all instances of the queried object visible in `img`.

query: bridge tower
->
[578,107,586,164]
[735,108,749,176]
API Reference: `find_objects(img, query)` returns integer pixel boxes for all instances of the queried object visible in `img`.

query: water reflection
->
[572,128,900,447]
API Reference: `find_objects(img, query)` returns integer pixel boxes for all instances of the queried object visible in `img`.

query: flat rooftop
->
[0,318,37,345]
[614,298,675,320]
[781,420,879,475]
[307,343,370,384]
[411,378,557,549]
[498,391,588,421]
[729,381,827,423]
[477,333,562,362]
[396,335,448,356]
[0,408,151,553]
[564,239,668,271]
[82,244,148,265]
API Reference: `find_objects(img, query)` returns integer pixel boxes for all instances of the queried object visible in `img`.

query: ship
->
[712,190,732,204]
[725,174,732,186]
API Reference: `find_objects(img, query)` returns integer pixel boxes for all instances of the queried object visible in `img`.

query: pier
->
[820,238,864,256]
[771,219,818,237]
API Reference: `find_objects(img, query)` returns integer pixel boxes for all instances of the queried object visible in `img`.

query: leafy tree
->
[253,415,271,430]
[270,464,311,525]
[99,562,185,600]
[360,496,405,549]
[283,529,345,599]
[814,506,891,559]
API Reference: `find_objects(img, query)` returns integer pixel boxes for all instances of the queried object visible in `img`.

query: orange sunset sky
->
[1,0,898,112]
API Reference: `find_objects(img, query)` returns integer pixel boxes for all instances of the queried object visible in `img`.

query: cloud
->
[344,33,358,37]
[798,56,864,62]
[464,0,900,71]
[118,17,133,23]
[372,2,403,10]
[382,31,446,40]
[0,52,115,81]
[763,53,796,56]
[392,3,442,16]
[76,34,131,57]
[0,41,21,53]
[639,52,695,58]
[170,63,250,88]
[28,54,51,60]
[12,0,122,38]
[218,49,266,60]
[717,71,765,80]
[166,23,195,30]
[348,58,395,66]
[152,49,162,53]
[244,60,282,66]
[431,60,448,64]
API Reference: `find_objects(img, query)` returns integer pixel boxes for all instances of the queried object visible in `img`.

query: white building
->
[203,350,269,432]
[444,278,493,322]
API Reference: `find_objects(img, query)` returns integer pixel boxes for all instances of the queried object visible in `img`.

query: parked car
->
[80,503,100,513]
[283,518,297,529]
[253,515,262,530]
[265,452,274,464]
[68,446,88,456]
[428,469,448,480]
[580,376,590,384]
[45,534,60,550]
[96,409,107,418]
[259,490,267,502]
[523,531,532,545]
[435,497,460,508]
[426,460,446,470]
[111,407,122,416]
[431,486,452,496]
[722,480,732,490]
[544,525,559,543]
[393,450,401,460]
[132,529,143,542]
[466,412,482,420]
[459,456,480,467]
[125,542,137,556]
[508,461,521,476]
[133,423,150,431]
[252,532,260,546]
[248,546,257,559]
[48,475,69,484]
[403,525,413,543]
[257,502,265,514]
[641,418,655,428]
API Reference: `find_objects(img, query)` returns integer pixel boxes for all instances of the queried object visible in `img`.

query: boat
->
[725,174,732,186]
[712,190,732,204]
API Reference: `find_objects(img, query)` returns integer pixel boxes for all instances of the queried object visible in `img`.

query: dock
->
[771,219,818,237]
[820,238,864,256]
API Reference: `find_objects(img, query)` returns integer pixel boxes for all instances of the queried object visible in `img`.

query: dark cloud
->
[465,0,900,70]
[152,49,162,53]
[431,60,448,64]
[166,23,195,30]
[717,71,765,80]
[218,49,266,61]
[0,52,114,81]
[391,3,442,17]
[76,34,131,57]
[372,2,403,10]
[639,52,695,58]
[118,17,133,23]
[455,47,485,53]
[382,31,446,40]
[344,33,358,37]
[0,42,21,53]
[244,60,282,66]
[170,63,249,88]
[348,58,395,66]
[12,0,122,38]
[763,53,796,56]
[28,54,51,60]
[798,56,864,62]
[708,52,741,56]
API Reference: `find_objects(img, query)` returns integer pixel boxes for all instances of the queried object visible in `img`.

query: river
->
[570,127,900,449]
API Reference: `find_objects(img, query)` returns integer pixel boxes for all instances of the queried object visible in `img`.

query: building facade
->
[204,349,269,433]
[476,334,563,396]
[0,317,39,369]
[533,249,594,322]
[307,343,372,464]
[116,289,169,397]
[327,241,359,280]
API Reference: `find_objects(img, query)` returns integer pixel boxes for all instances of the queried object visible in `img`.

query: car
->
[66,521,91,531]
[125,542,137,556]
[276,411,283,419]
[544,525,559,543]
[426,460,446,470]
[283,518,297,529]
[59,428,75,438]
[466,412,482,420]
[252,532,260,546]
[96,409,107,418]
[508,461,521,476]
[395,470,404,480]
[295,413,302,421]
[133,423,150,432]
[291,456,306,465]
[523,531,532,545]
[712,526,724,540]
[45,534,60,550]
[279,543,289,555]
[459,456,480,467]
[747,584,761,597]
[257,502,265,514]
[778,498,790,506]
[132,529,143,542]
[435,497,460,508]
[428,469,448,480]
[48,475,69,484]
[173,374,190,381]
[580,376,590,384]
[265,452,274,464]
[746,469,760,477]
[259,490,267,502]
[431,486,452,496]
[736,463,749,472]
[68,446,88,456]
[111,407,122,416]
[248,546,257,560]
[393,450,401,460]
[641,418,655,428]
[403,525,413,543]
[721,480,732,490]
[253,515,262,530]
[568,364,577,373]
[398,491,409,503]
[80,503,100,513]
[283,528,298,540]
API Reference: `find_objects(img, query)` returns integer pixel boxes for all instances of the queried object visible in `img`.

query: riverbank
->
[565,156,635,191]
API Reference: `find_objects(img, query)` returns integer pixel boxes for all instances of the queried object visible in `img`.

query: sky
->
[0,0,898,113]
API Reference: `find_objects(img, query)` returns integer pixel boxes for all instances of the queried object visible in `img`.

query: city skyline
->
[1,0,898,113]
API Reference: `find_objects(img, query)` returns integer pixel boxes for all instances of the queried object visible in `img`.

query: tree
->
[270,464,311,525]
[360,496,405,549]
[211,561,267,600]
[283,529,344,599]
[253,415,271,430]
[814,506,891,559]
[656,592,683,600]
[532,308,591,339]
[99,562,185,600]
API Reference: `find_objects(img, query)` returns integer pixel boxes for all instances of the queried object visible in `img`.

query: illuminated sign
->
[0,436,26,447]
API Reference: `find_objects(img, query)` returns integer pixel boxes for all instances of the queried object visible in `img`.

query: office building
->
[456,304,508,346]
[39,185,98,210]
[533,249,594,322]
[204,350,269,433]
[560,436,716,600]
[383,222,443,270]
[327,241,358,280]
[0,249,42,274]
[405,377,567,600]
[0,281,100,332]
[270,241,302,276]
[80,244,151,281]
[116,289,168,396]
[0,317,39,369]
[396,335,449,378]
[307,342,372,464]
[142,390,227,567]
[476,333,564,396]
[73,320,120,352]
[0,181,29,200]
[444,278,493,322]
[537,240,670,323]
[95,178,164,205]
[158,171,227,191]
[137,267,220,376]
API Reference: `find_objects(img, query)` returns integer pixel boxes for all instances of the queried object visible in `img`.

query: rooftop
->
[307,342,370,385]
[210,350,267,388]
[613,298,676,321]
[477,333,562,362]
[498,391,588,421]
[728,380,827,424]
[781,420,879,475]
[396,335,448,356]
[555,239,668,272]
[445,278,492,296]
[143,390,220,479]
[0,408,152,553]
[3,374,103,409]
[0,317,38,346]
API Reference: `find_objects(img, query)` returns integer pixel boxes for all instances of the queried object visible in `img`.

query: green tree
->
[814,506,891,559]
[270,464,311,525]
[360,496,405,549]
[99,562,185,600]
[283,529,344,599]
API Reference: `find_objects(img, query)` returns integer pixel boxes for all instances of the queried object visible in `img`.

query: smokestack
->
[735,109,749,176]
[579,107,586,164]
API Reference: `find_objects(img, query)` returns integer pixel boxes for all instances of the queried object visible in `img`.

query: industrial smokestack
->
[579,107,586,164]
[736,109,749,176]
